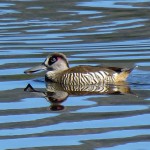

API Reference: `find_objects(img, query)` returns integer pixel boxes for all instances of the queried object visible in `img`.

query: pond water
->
[0,0,150,149]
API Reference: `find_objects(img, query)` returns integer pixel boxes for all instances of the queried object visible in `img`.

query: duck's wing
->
[65,65,121,74]
[105,67,123,73]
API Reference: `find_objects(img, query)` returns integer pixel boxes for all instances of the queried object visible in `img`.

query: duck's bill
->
[24,64,47,74]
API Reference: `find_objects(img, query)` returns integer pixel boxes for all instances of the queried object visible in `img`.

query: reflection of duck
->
[24,53,134,85]
[24,81,131,111]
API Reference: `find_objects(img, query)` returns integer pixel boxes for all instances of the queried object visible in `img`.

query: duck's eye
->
[51,57,57,63]
[48,56,57,65]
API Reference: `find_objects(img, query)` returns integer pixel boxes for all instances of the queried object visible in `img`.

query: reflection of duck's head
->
[24,84,68,111]
[24,53,134,85]
[46,93,65,111]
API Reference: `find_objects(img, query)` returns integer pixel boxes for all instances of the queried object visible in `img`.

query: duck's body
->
[24,53,133,85]
[45,65,132,85]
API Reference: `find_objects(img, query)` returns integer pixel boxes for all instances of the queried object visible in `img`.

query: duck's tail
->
[115,66,138,82]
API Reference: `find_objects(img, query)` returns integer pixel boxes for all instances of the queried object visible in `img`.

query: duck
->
[24,52,134,85]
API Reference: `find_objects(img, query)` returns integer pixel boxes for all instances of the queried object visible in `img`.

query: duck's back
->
[59,65,120,85]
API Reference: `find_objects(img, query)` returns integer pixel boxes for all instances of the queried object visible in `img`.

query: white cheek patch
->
[44,57,50,66]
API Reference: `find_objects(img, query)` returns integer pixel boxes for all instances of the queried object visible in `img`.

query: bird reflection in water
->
[24,81,132,111]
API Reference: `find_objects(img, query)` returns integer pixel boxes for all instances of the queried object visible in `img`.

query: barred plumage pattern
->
[60,71,116,85]
[62,83,112,94]
[46,82,120,95]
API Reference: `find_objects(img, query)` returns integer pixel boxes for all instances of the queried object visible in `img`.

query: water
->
[0,0,150,149]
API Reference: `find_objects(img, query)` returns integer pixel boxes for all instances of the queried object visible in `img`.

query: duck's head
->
[24,53,69,74]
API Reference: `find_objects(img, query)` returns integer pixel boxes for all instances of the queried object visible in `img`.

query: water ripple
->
[78,0,150,9]
[0,0,150,149]
[1,129,150,149]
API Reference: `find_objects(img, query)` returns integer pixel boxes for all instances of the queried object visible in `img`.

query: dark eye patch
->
[48,56,57,65]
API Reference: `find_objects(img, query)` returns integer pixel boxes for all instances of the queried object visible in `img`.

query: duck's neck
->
[45,69,68,82]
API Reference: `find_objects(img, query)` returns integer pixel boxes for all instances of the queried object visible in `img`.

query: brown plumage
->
[24,53,134,85]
